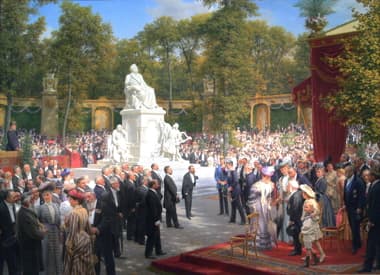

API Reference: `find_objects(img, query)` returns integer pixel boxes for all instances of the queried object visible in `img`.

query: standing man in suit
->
[226,160,246,225]
[182,165,198,220]
[94,175,106,201]
[135,176,149,245]
[17,192,46,275]
[101,165,113,190]
[93,176,123,275]
[286,180,305,256]
[0,190,19,275]
[145,179,166,259]
[344,164,366,254]
[215,157,229,216]
[124,172,137,240]
[358,164,380,273]
[6,121,20,151]
[163,166,183,229]
[151,163,163,199]
[237,157,248,213]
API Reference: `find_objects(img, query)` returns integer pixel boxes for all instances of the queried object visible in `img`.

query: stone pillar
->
[41,73,59,137]
[120,108,166,164]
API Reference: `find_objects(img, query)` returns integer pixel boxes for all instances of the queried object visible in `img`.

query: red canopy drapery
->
[292,76,312,107]
[308,34,353,163]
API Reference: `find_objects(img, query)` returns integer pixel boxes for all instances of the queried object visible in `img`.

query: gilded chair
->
[230,212,259,258]
[321,208,346,252]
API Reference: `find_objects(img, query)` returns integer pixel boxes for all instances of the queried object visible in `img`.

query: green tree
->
[293,33,311,84]
[177,14,209,97]
[247,20,296,94]
[326,0,380,142]
[49,1,113,139]
[200,0,261,129]
[139,17,179,113]
[0,0,55,146]
[199,0,264,153]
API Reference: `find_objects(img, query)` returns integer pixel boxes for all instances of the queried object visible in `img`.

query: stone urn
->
[306,16,328,34]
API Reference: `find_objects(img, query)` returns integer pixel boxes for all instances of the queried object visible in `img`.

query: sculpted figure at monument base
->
[110,124,129,163]
[160,122,192,161]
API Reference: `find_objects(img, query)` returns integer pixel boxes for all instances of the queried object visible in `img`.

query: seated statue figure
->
[124,64,158,109]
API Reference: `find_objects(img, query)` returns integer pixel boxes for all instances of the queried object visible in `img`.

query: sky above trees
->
[33,0,365,39]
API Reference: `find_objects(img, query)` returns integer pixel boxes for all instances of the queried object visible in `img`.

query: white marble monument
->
[107,64,190,165]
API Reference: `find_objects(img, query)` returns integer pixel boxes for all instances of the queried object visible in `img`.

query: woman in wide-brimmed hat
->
[248,166,277,250]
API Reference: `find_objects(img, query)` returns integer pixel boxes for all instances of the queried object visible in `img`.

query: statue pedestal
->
[120,108,166,164]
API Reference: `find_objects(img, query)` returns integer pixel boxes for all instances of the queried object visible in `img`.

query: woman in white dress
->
[248,166,277,250]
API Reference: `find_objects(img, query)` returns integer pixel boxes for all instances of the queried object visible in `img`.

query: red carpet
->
[152,240,369,274]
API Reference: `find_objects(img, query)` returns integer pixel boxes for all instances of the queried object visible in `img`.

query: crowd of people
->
[0,160,200,274]
[213,151,380,270]
[1,121,380,273]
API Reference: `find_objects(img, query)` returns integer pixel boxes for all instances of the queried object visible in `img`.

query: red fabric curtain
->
[310,38,348,163]
[292,77,312,107]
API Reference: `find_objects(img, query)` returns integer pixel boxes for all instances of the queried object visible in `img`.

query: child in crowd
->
[300,184,326,267]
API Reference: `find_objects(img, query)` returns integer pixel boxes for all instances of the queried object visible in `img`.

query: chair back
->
[336,207,345,229]
[246,212,259,236]
[317,201,323,227]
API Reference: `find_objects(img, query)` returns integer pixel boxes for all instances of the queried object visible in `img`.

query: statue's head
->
[130,64,138,73]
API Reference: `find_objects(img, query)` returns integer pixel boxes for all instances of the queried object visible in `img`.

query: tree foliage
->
[0,0,55,95]
[293,33,311,84]
[1,0,310,135]
[139,17,179,112]
[200,0,263,133]
[247,20,296,94]
[49,0,114,133]
[294,0,338,17]
[325,0,380,143]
